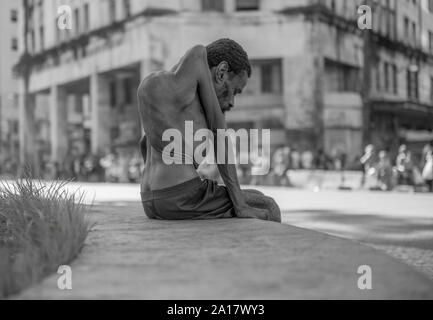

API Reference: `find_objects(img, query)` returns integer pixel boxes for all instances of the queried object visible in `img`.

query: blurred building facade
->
[0,0,20,168]
[14,0,433,175]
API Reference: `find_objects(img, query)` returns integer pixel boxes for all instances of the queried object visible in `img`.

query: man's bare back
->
[138,47,218,191]
[137,41,281,222]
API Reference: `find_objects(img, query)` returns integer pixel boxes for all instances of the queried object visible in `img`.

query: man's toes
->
[265,197,282,223]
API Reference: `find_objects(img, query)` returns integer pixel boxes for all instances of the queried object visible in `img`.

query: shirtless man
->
[138,38,281,222]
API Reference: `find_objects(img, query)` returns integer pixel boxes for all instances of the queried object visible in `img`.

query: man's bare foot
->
[241,190,282,223]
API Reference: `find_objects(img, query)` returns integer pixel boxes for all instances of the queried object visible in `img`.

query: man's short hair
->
[206,38,252,78]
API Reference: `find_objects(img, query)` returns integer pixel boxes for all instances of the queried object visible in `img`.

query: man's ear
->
[215,61,229,84]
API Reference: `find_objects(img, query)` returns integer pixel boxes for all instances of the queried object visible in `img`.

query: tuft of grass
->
[0,177,92,298]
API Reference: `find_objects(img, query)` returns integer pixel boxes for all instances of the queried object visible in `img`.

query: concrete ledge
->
[15,203,433,300]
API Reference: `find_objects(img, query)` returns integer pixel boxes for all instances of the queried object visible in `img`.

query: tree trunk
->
[21,0,38,177]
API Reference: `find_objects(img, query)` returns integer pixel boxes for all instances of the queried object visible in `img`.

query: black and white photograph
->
[1,0,433,306]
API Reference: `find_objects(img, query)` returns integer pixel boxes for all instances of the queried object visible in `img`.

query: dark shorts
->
[140,177,235,220]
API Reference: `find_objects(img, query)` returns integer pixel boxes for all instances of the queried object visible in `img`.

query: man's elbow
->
[137,80,147,101]
[190,45,207,60]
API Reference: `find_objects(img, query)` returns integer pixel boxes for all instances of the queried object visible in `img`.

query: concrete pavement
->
[14,200,433,299]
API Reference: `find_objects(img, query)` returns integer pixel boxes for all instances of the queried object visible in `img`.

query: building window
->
[376,63,381,92]
[84,3,90,32]
[109,0,116,23]
[384,62,390,92]
[75,99,83,114]
[110,127,120,140]
[324,59,360,92]
[407,69,419,100]
[260,61,282,94]
[236,0,259,11]
[330,0,336,12]
[74,8,80,35]
[404,17,409,39]
[392,64,398,94]
[39,26,44,50]
[123,78,133,104]
[202,0,224,12]
[123,0,131,18]
[431,77,433,103]
[31,29,36,53]
[383,62,398,94]
[55,18,60,43]
[261,64,273,93]
[11,38,18,51]
[412,22,417,45]
[244,60,282,95]
[11,9,18,22]
[429,31,433,53]
[110,82,117,108]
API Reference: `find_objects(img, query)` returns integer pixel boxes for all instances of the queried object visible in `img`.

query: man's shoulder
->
[138,71,175,100]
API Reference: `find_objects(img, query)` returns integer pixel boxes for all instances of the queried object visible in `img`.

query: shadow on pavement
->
[282,209,433,249]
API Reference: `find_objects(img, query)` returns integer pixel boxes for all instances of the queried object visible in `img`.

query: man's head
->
[206,38,251,113]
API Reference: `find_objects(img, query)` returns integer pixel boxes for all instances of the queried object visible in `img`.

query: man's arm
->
[174,45,225,130]
[175,46,261,218]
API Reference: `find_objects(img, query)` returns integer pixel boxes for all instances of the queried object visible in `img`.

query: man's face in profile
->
[215,70,249,114]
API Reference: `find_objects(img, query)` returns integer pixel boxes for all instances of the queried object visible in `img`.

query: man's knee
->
[242,189,265,196]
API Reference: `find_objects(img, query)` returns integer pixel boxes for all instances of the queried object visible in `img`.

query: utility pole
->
[361,0,375,147]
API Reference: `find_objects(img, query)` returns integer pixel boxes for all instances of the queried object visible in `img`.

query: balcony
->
[324,92,362,109]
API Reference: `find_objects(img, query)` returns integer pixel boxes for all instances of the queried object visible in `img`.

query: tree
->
[19,0,38,176]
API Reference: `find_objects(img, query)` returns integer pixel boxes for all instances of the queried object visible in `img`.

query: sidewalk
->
[14,203,433,300]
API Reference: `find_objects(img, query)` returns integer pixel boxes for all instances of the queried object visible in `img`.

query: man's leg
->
[242,189,281,223]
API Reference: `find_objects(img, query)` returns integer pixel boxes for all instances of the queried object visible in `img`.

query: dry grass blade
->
[0,176,92,298]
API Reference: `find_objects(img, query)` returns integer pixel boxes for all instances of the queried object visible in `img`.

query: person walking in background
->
[271,147,291,186]
[71,151,83,181]
[421,142,433,168]
[301,149,313,169]
[290,148,301,170]
[360,144,376,188]
[314,149,331,170]
[395,144,413,186]
[376,150,393,191]
[128,151,142,183]
[100,149,118,182]
[422,148,433,192]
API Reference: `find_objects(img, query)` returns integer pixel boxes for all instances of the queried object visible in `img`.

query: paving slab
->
[14,203,433,300]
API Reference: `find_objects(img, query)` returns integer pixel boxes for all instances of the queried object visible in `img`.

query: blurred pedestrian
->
[128,152,142,183]
[314,149,331,170]
[301,150,313,169]
[290,148,301,170]
[421,141,433,168]
[100,149,119,183]
[422,149,433,192]
[271,147,291,186]
[360,144,376,188]
[72,154,83,180]
[376,150,393,191]
[395,144,414,185]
